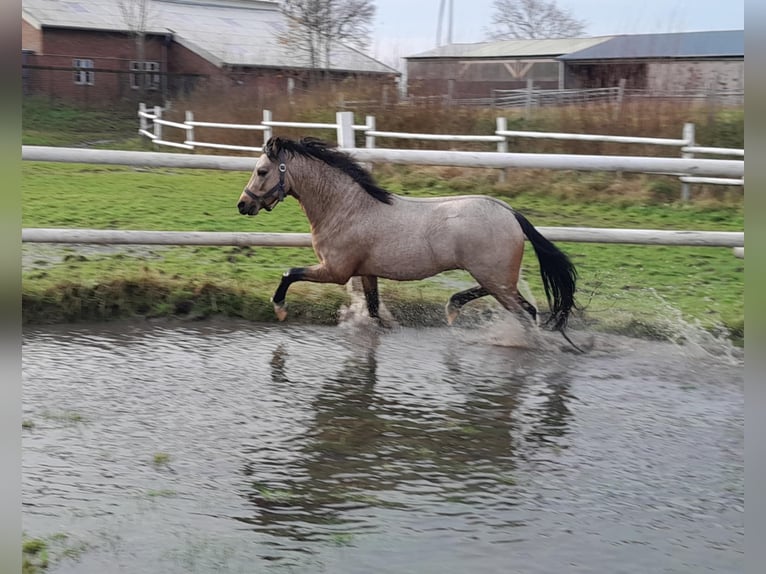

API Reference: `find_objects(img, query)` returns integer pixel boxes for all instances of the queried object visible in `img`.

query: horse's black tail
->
[513,211,577,333]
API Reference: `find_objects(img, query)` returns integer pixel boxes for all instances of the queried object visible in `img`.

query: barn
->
[21,0,399,106]
[559,30,744,92]
[404,37,612,100]
[405,30,743,101]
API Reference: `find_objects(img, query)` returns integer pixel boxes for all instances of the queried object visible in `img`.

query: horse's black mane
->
[264,136,393,204]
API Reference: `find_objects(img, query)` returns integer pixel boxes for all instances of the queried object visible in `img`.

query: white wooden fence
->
[22,144,744,178]
[138,104,744,199]
[21,143,744,256]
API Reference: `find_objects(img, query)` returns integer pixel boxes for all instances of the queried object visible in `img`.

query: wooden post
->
[138,102,147,135]
[153,105,162,147]
[336,111,355,148]
[496,116,508,183]
[681,122,695,202]
[185,110,194,150]
[365,115,376,149]
[614,78,626,120]
[262,109,272,145]
[364,114,376,173]
[525,79,534,120]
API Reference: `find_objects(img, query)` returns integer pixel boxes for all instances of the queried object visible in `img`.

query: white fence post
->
[262,109,273,145]
[335,110,373,302]
[525,79,534,119]
[496,116,508,183]
[153,105,162,147]
[138,102,147,135]
[365,115,376,149]
[336,111,355,148]
[681,122,696,201]
[185,110,194,150]
[614,78,626,120]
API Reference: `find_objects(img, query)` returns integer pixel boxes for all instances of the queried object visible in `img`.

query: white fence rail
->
[22,145,744,178]
[21,228,744,248]
[21,145,743,255]
[137,104,744,199]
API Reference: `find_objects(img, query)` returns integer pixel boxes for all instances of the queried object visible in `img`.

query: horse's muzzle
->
[238,200,260,216]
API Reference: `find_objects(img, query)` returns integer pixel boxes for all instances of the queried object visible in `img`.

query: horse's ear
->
[264,136,282,160]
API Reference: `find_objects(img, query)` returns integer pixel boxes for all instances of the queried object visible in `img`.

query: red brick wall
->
[22,24,398,106]
[23,27,171,103]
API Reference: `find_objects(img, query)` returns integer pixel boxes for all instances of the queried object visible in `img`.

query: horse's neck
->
[292,161,373,228]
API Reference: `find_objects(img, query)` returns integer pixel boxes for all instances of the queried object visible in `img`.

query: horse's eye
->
[257,168,268,177]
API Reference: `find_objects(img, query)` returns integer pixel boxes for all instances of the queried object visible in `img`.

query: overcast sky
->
[370,0,745,65]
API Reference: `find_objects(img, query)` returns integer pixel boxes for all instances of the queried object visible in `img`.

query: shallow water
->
[22,320,743,573]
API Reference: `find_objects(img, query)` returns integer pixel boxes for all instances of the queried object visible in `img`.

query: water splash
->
[337,278,399,330]
[337,283,372,329]
[642,289,742,365]
[592,288,742,364]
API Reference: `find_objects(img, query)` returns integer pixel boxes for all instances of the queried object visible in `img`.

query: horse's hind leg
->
[485,285,539,330]
[517,292,538,325]
[445,286,489,325]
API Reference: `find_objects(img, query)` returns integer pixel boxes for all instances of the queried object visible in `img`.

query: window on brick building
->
[130,61,161,90]
[73,59,94,85]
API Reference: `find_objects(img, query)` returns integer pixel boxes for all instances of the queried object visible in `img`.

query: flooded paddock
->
[22,320,743,573]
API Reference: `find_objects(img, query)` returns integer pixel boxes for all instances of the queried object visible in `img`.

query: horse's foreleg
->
[446,286,489,325]
[271,267,305,320]
[361,275,380,319]
[271,264,351,321]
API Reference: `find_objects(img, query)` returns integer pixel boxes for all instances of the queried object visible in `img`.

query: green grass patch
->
[40,410,86,424]
[145,488,177,498]
[22,538,49,573]
[23,533,91,573]
[23,97,140,148]
[152,452,171,466]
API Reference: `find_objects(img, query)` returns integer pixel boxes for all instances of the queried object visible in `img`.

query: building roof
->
[21,0,398,75]
[406,29,744,62]
[559,30,744,60]
[406,37,614,59]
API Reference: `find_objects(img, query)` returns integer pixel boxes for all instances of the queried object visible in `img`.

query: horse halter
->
[244,153,286,212]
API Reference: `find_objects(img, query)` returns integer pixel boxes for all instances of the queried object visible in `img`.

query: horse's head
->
[237,150,288,216]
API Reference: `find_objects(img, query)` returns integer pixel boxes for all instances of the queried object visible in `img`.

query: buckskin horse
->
[237,137,580,349]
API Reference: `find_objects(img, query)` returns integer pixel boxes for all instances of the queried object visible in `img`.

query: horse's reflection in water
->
[238,330,575,543]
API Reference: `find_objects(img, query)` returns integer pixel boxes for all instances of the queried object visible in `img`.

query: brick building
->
[22,0,399,106]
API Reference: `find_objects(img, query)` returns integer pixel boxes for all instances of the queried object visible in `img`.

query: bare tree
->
[118,0,155,94]
[280,0,376,72]
[118,0,151,61]
[487,0,586,40]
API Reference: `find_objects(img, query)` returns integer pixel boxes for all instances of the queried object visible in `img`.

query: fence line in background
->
[21,228,744,249]
[137,104,744,198]
[22,145,744,178]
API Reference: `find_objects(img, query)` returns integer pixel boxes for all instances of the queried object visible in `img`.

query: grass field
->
[21,160,744,343]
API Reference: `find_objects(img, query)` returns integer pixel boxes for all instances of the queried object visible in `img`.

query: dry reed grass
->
[166,81,742,151]
[158,82,742,205]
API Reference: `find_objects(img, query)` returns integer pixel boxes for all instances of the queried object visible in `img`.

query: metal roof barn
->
[559,30,744,61]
